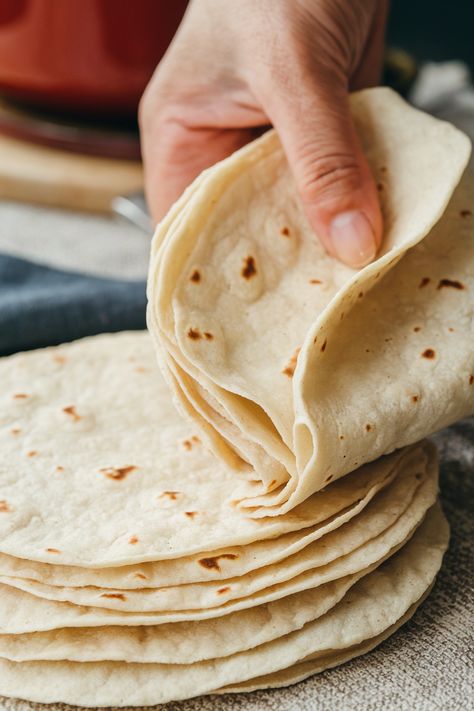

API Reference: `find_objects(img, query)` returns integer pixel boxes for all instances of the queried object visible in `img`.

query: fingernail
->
[329,210,377,268]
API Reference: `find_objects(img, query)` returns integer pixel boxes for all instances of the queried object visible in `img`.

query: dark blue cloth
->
[0,254,146,356]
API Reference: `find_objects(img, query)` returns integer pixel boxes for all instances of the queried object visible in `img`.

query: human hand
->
[139,0,388,268]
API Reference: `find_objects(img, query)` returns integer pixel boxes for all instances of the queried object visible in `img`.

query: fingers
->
[259,66,383,268]
[139,114,255,224]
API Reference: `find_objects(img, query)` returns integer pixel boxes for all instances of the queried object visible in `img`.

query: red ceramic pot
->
[0,0,188,119]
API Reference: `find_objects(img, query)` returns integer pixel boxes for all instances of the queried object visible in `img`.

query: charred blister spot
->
[46,548,61,554]
[320,339,327,353]
[52,354,66,364]
[448,327,455,333]
[128,535,139,545]
[10,428,21,435]
[436,279,465,290]
[100,466,137,481]
[13,393,28,400]
[421,349,436,359]
[324,475,333,483]
[191,435,201,444]
[183,439,192,451]
[358,292,364,299]
[100,593,126,601]
[217,586,231,595]
[184,511,198,519]
[415,472,422,480]
[460,209,472,218]
[282,347,301,378]
[412,395,419,403]
[135,367,149,374]
[419,277,431,288]
[384,337,393,343]
[469,375,474,385]
[198,553,239,572]
[134,572,148,580]
[0,500,10,513]
[56,465,64,472]
[190,269,201,283]
[27,450,38,458]
[309,279,322,285]
[413,326,421,333]
[365,424,372,432]
[339,435,344,440]
[62,405,81,422]
[204,332,214,340]
[187,328,202,340]
[241,256,257,279]
[280,227,290,237]
[158,491,180,501]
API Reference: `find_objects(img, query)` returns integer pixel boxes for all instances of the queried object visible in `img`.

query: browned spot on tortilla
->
[421,348,436,359]
[415,472,422,480]
[135,367,149,373]
[448,327,455,332]
[52,355,66,364]
[217,586,231,595]
[469,375,474,385]
[62,405,81,422]
[358,292,364,298]
[27,450,37,458]
[183,439,192,451]
[184,511,198,519]
[128,535,139,545]
[158,491,180,501]
[191,435,201,444]
[377,182,383,191]
[100,593,126,601]
[412,395,419,403]
[460,209,472,218]
[46,548,60,554]
[384,337,393,342]
[419,277,431,288]
[0,500,10,513]
[321,339,327,352]
[309,279,322,285]
[187,327,202,340]
[230,498,244,507]
[134,573,148,580]
[10,428,21,435]
[340,312,345,320]
[282,347,301,378]
[190,269,201,283]
[437,278,465,290]
[100,465,137,481]
[339,435,344,440]
[198,553,239,571]
[365,349,371,353]
[365,424,372,432]
[204,332,214,340]
[241,256,257,279]
[325,475,333,483]
[280,226,290,237]
[413,326,421,332]
[13,393,28,399]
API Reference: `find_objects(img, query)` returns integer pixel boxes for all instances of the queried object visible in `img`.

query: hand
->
[139,0,388,268]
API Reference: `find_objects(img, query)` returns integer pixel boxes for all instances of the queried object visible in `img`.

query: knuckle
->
[297,150,362,204]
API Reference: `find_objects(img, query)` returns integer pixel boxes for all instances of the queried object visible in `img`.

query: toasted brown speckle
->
[198,554,239,572]
[55,465,64,473]
[46,548,60,554]
[339,435,344,440]
[460,209,472,218]
[190,269,201,283]
[469,375,474,385]
[448,327,455,332]
[437,278,465,290]
[27,450,37,458]
[412,395,419,403]
[358,292,364,298]
[413,326,421,332]
[187,328,202,340]
[204,332,214,340]
[13,393,28,400]
[100,466,137,481]
[100,593,126,601]
[217,586,231,595]
[310,279,322,285]
[0,500,10,513]
[325,475,333,483]
[128,536,139,545]
[241,256,257,279]
[282,347,301,378]
[365,424,372,432]
[191,435,201,444]
[419,277,431,288]
[280,227,290,237]
[321,339,327,352]
[135,367,148,374]
[134,573,148,580]
[62,405,81,422]
[10,428,21,435]
[158,491,180,501]
[422,349,436,359]
[184,511,198,519]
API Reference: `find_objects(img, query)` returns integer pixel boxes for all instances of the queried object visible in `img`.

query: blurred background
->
[0,0,473,354]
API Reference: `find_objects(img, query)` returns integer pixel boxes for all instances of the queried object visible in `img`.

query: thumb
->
[264,76,382,268]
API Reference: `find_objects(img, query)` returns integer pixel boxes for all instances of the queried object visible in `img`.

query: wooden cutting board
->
[0,134,143,213]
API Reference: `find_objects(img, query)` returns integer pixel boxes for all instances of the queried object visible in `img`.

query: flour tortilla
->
[147,87,472,513]
[0,506,448,707]
[0,446,436,612]
[0,331,405,568]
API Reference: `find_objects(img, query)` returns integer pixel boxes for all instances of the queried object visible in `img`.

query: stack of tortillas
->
[0,88,472,706]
